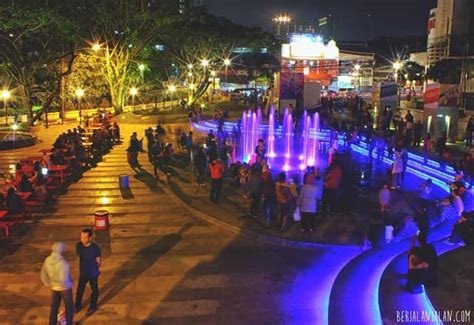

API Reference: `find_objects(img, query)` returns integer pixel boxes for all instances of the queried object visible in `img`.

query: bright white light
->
[298,155,304,161]
[210,70,216,77]
[393,61,402,70]
[11,124,18,131]
[41,168,48,175]
[1,89,11,100]
[187,72,193,77]
[92,43,101,51]
[100,197,110,205]
[201,59,209,67]
[224,59,231,66]
[268,152,276,158]
[299,164,306,171]
[130,87,138,96]
[189,84,196,90]
[138,64,145,71]
[168,85,176,93]
[354,64,361,70]
[187,64,193,69]
[285,153,290,159]
[75,88,84,98]
[307,158,315,166]
[283,164,290,172]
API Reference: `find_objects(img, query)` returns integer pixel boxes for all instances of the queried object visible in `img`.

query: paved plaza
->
[0,122,472,325]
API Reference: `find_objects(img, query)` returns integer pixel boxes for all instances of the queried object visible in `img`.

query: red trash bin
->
[94,210,109,230]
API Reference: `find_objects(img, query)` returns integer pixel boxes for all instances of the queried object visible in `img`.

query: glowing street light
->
[393,61,402,71]
[354,64,361,70]
[130,87,138,113]
[210,70,216,77]
[187,72,193,78]
[168,84,176,110]
[224,58,231,82]
[2,89,11,125]
[201,59,209,67]
[273,15,291,23]
[189,83,196,90]
[187,64,193,69]
[75,88,84,124]
[92,43,101,51]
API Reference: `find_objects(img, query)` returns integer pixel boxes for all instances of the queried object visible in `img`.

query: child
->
[378,182,391,214]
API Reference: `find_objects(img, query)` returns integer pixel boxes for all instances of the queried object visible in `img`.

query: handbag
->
[293,207,301,222]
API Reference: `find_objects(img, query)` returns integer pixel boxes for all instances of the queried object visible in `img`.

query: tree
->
[81,0,170,114]
[0,5,77,125]
[157,8,278,108]
[398,61,425,83]
[426,59,462,84]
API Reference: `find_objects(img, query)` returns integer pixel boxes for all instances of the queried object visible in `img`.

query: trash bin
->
[119,174,129,188]
[94,210,109,231]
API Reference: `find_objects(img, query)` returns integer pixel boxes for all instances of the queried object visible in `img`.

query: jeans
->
[249,193,262,217]
[75,276,99,310]
[392,172,402,188]
[262,194,275,222]
[210,178,223,203]
[278,203,291,232]
[49,289,73,325]
[301,211,315,230]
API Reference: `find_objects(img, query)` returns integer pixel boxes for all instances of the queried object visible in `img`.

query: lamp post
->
[393,61,402,108]
[224,58,231,83]
[130,87,138,113]
[168,85,176,110]
[75,88,84,124]
[2,89,11,125]
[210,70,216,102]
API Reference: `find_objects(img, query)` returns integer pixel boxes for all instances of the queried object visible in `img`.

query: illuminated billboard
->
[282,33,339,60]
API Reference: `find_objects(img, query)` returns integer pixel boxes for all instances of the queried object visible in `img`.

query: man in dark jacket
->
[247,165,264,218]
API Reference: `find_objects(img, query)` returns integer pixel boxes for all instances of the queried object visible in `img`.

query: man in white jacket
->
[41,242,74,325]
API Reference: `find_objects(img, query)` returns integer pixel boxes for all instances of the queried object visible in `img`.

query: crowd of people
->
[0,114,119,229]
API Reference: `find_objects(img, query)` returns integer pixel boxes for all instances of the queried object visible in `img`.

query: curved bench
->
[328,220,454,325]
[379,241,458,325]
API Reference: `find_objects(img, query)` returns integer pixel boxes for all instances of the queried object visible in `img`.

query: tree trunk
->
[17,83,33,125]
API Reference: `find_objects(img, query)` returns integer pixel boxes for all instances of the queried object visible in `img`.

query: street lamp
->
[224,58,231,82]
[2,89,11,125]
[210,71,216,102]
[130,87,138,113]
[168,84,176,110]
[75,88,84,124]
[187,63,193,70]
[201,59,209,68]
[92,42,101,52]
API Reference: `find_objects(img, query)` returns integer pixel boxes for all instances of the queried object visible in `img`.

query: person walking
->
[194,146,207,186]
[127,132,142,169]
[75,228,101,316]
[41,242,74,325]
[209,158,223,203]
[247,165,263,218]
[297,175,318,232]
[275,172,293,232]
[466,117,473,148]
[413,120,423,147]
[391,150,404,189]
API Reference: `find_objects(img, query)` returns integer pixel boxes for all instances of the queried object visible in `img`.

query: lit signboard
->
[290,33,324,58]
[281,33,339,60]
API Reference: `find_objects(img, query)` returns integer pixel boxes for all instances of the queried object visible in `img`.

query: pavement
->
[0,122,361,324]
[0,118,471,325]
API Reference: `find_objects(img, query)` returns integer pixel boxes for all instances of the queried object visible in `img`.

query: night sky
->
[203,0,437,41]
